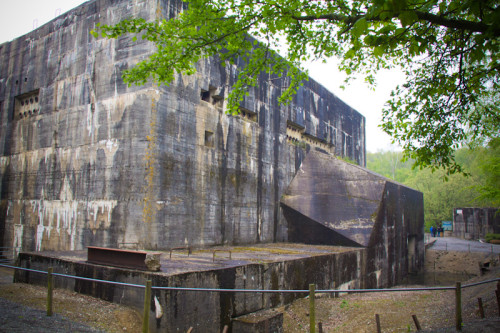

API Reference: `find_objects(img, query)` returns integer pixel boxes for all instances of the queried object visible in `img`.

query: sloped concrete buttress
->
[280,151,425,286]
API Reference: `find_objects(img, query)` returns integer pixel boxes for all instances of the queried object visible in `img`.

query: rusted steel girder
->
[87,246,160,271]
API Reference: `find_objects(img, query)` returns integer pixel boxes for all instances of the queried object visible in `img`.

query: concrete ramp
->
[281,151,400,247]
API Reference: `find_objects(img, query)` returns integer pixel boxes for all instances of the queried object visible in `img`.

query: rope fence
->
[1,263,499,332]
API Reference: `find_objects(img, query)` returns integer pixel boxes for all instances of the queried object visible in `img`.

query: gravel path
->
[428,236,500,254]
[0,297,103,333]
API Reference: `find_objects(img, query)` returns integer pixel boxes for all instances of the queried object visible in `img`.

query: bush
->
[485,233,500,242]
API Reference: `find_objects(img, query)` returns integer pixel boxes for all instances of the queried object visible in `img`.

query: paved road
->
[427,236,500,254]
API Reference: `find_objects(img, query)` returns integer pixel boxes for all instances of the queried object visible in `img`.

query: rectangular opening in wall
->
[286,120,305,146]
[286,120,305,131]
[239,106,257,122]
[212,95,223,107]
[201,86,224,107]
[15,89,40,120]
[204,130,214,148]
[201,89,210,102]
[286,124,334,154]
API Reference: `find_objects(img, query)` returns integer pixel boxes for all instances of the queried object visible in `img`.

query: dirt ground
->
[281,249,500,332]
[1,248,499,332]
[0,267,142,332]
[425,249,498,275]
[282,267,500,332]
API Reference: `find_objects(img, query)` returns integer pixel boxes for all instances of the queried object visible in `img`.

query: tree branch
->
[414,11,495,36]
[292,10,499,37]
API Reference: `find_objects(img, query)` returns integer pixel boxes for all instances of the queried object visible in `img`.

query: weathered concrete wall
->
[0,0,161,253]
[370,181,425,287]
[15,248,368,332]
[453,208,500,240]
[0,0,366,252]
[281,152,425,287]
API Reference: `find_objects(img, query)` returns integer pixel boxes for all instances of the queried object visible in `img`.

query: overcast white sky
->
[0,0,403,153]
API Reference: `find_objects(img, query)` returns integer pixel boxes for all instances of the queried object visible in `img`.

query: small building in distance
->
[453,208,500,240]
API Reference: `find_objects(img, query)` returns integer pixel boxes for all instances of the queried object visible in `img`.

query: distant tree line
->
[367,138,499,232]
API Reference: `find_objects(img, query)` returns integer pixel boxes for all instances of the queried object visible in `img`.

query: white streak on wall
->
[104,91,139,112]
[13,224,24,254]
[310,114,319,133]
[337,280,356,296]
[99,139,119,182]
[6,201,11,217]
[36,223,48,251]
[87,200,118,224]
[31,200,79,251]
[374,269,382,287]
[60,177,74,201]
[43,146,54,165]
[30,199,117,251]
[103,139,118,152]
[86,102,99,142]
[0,156,8,169]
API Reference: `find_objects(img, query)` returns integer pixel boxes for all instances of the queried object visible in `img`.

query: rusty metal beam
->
[87,246,150,270]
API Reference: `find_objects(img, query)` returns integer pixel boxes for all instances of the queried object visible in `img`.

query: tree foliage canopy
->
[476,138,500,206]
[94,0,500,173]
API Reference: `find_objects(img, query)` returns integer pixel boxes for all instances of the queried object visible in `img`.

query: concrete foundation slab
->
[15,243,367,332]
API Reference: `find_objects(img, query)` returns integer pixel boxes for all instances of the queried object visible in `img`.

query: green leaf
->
[398,11,419,27]
[352,18,368,38]
[438,2,446,14]
[373,46,385,57]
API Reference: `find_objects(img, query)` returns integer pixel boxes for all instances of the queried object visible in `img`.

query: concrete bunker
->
[0,0,369,254]
[13,151,424,332]
[0,0,424,331]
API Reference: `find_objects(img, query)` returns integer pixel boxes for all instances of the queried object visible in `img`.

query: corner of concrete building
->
[280,150,425,287]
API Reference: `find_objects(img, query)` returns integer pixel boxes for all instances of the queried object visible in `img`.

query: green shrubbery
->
[485,233,500,243]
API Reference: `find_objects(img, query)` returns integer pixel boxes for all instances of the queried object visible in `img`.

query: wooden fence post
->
[496,282,500,317]
[143,280,152,333]
[309,284,315,333]
[47,267,53,317]
[375,314,381,333]
[456,282,462,331]
[496,289,500,317]
[412,314,422,331]
[477,298,485,319]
